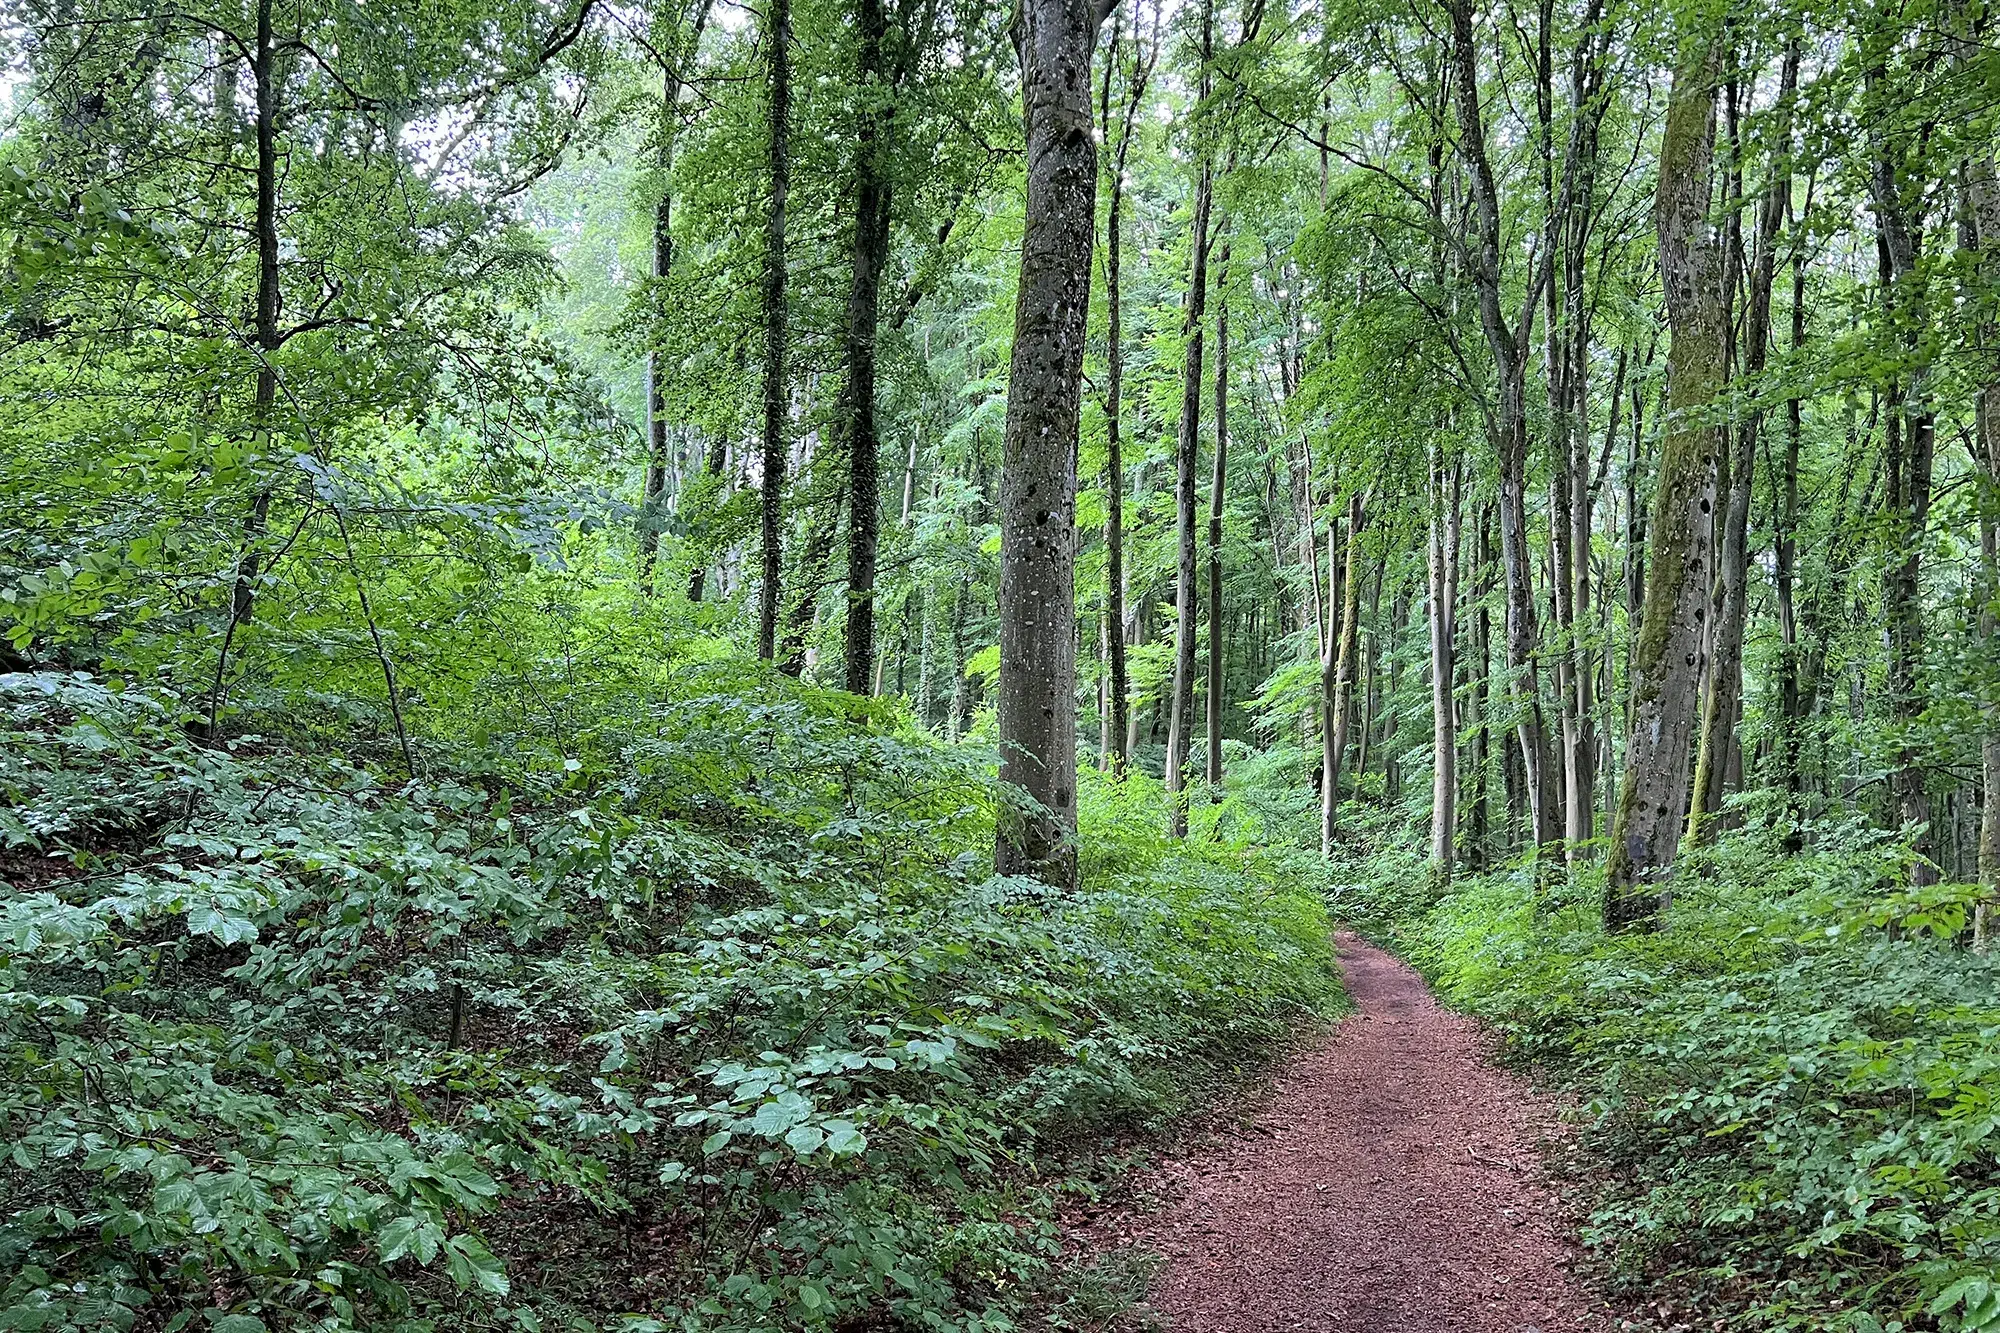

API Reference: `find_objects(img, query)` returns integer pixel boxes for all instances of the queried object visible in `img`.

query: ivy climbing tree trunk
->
[1605,19,1724,930]
[756,0,792,662]
[839,0,892,695]
[994,0,1115,886]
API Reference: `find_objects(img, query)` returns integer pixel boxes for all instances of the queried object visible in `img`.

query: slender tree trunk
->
[1774,176,1808,802]
[207,0,280,736]
[756,0,793,661]
[1098,10,1151,773]
[1868,66,1939,883]
[1429,448,1462,882]
[1692,51,1793,839]
[994,0,1112,885]
[839,0,893,694]
[640,2,712,597]
[1165,0,1213,835]
[1964,128,2000,949]
[1605,21,1725,930]
[948,568,972,740]
[1322,493,1364,851]
[1466,505,1494,871]
[1206,235,1230,787]
[1443,0,1558,855]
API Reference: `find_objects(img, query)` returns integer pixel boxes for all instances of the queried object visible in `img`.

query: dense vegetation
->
[4,0,2000,1327]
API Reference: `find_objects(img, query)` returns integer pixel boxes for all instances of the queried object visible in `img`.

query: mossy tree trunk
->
[1604,18,1725,931]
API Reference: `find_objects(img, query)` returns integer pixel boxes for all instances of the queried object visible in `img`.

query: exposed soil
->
[1076,931,1622,1333]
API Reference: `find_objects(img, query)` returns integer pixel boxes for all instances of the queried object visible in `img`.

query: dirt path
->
[1080,932,1618,1333]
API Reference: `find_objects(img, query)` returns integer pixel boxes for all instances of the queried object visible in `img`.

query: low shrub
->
[1371,816,2000,1332]
[0,667,1338,1333]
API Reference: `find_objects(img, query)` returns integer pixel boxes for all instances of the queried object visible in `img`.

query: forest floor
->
[1072,932,1631,1333]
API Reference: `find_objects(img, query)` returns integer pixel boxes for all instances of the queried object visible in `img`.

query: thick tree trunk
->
[839,0,893,694]
[994,0,1112,885]
[756,0,792,661]
[1604,23,1725,930]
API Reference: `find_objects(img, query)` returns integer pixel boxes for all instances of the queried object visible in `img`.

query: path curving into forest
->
[1079,932,1619,1333]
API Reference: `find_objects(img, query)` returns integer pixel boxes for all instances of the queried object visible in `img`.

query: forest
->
[3,0,2000,1327]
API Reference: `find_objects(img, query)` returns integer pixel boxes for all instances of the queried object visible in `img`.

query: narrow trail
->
[1080,932,1618,1333]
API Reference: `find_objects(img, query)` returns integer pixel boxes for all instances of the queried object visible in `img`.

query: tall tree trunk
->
[1868,66,1938,883]
[994,0,1113,886]
[207,0,280,736]
[1465,505,1494,872]
[1098,7,1153,773]
[1428,447,1462,883]
[1165,0,1213,835]
[1604,21,1725,930]
[1322,492,1364,852]
[1691,50,1794,839]
[640,1,713,597]
[948,568,972,740]
[1443,0,1559,855]
[1774,174,1809,802]
[1964,113,2000,949]
[1206,235,1229,786]
[756,0,793,661]
[839,0,893,694]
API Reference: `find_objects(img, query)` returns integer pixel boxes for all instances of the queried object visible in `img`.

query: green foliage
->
[0,666,1336,1333]
[1359,818,2000,1332]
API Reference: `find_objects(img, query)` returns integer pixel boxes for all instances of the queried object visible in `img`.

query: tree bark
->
[839,0,894,694]
[1868,65,1939,883]
[756,0,793,661]
[1165,0,1214,835]
[1604,20,1725,930]
[1691,50,1794,839]
[1428,447,1462,883]
[1963,130,2000,946]
[994,0,1113,886]
[1322,492,1364,852]
[1206,235,1229,787]
[1442,0,1559,855]
[1098,7,1153,772]
[207,0,281,736]
[640,1,713,597]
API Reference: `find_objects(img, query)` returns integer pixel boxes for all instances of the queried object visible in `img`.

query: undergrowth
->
[0,667,1338,1333]
[1343,810,2000,1333]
